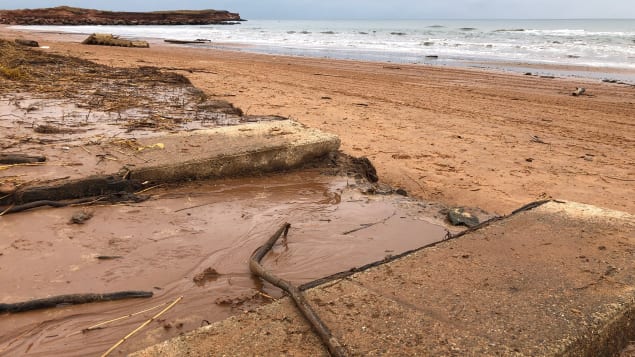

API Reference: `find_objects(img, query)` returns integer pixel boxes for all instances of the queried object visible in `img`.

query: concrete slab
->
[133,201,635,356]
[1,120,340,204]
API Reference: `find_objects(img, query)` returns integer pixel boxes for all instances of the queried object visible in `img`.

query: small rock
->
[70,211,93,224]
[572,87,586,96]
[372,183,394,195]
[447,208,480,227]
[395,188,408,196]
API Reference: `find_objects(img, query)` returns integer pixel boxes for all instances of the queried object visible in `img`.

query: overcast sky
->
[1,0,634,19]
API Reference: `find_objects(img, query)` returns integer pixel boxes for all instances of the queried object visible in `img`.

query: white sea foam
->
[14,19,635,74]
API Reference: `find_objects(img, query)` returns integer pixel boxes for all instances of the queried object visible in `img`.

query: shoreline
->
[8,24,635,84]
[2,25,634,215]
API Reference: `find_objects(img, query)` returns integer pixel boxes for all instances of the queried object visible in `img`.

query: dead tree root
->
[1,197,96,214]
[250,223,348,357]
[0,153,46,164]
[1,192,148,215]
[0,291,153,314]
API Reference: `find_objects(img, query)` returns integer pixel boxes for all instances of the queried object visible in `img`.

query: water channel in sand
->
[0,170,450,356]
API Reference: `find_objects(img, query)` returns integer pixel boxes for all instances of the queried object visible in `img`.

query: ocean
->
[14,19,635,81]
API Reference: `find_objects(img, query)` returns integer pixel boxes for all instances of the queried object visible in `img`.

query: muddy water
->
[0,170,448,356]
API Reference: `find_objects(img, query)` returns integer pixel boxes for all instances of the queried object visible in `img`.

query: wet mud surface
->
[0,170,450,356]
[0,39,245,147]
[0,38,285,201]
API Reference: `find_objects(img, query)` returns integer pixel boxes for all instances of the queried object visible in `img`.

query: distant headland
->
[0,6,243,25]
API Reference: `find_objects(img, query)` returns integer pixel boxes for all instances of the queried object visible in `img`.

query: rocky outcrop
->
[0,6,242,25]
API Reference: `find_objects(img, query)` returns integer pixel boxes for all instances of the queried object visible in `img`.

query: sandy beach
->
[2,24,635,356]
[2,26,634,215]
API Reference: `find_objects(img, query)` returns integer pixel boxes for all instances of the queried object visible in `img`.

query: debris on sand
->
[34,124,85,134]
[70,210,94,224]
[193,267,220,286]
[14,39,39,47]
[164,39,211,44]
[447,207,480,227]
[572,87,586,96]
[0,153,46,164]
[82,33,149,48]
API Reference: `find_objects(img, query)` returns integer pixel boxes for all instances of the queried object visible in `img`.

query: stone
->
[447,207,479,227]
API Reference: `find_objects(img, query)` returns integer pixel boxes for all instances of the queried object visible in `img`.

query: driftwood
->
[0,153,46,164]
[164,39,211,44]
[1,192,148,215]
[250,223,348,357]
[0,196,98,215]
[82,33,149,48]
[14,39,39,47]
[101,295,182,357]
[0,291,153,314]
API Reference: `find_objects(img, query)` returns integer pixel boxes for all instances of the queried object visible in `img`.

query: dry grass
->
[0,38,201,113]
[0,38,245,140]
[0,64,28,80]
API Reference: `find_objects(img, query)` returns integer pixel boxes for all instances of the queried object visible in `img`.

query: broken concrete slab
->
[133,200,635,356]
[1,120,340,205]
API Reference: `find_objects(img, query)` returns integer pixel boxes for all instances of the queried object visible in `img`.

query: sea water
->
[15,19,635,80]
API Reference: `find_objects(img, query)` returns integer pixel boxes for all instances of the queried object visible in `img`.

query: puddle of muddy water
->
[0,170,448,356]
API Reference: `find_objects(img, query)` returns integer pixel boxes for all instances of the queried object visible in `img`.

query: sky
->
[1,0,634,19]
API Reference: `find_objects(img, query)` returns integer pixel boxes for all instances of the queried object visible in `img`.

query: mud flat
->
[0,171,455,356]
[134,200,635,356]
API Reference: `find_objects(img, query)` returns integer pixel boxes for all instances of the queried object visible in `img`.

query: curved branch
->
[250,223,348,357]
[0,291,153,313]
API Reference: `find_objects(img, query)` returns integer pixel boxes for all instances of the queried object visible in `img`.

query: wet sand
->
[3,25,633,215]
[0,171,449,355]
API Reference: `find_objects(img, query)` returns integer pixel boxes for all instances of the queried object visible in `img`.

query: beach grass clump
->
[0,64,29,81]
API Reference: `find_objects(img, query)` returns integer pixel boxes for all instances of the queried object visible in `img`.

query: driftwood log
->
[0,291,153,313]
[82,33,149,48]
[250,223,348,357]
[0,153,46,164]
[14,39,39,47]
[164,39,211,44]
[1,197,98,214]
[1,192,148,215]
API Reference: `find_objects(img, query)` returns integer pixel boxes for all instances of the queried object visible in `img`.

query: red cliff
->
[0,6,242,25]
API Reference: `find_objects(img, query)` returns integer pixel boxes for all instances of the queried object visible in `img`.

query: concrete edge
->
[3,121,340,204]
